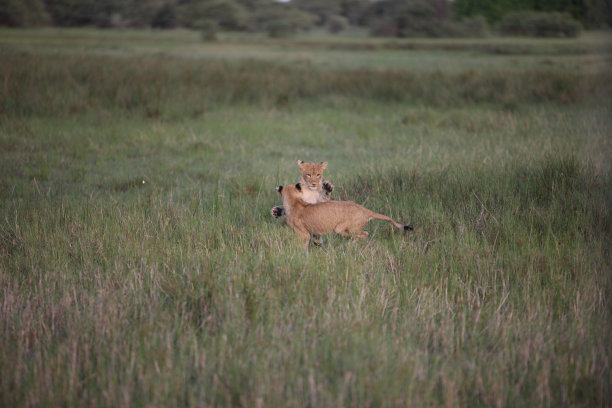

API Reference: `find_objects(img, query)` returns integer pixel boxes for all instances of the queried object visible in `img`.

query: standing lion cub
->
[276,182,412,247]
[271,160,334,218]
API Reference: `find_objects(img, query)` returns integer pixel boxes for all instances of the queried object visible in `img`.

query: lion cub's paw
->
[271,206,285,218]
[322,180,334,195]
[311,234,324,246]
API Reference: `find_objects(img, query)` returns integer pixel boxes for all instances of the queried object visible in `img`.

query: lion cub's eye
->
[306,174,311,178]
[316,174,321,177]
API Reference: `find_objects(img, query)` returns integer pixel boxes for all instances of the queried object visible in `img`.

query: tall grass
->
[1,29,611,407]
[1,54,610,118]
[2,155,610,407]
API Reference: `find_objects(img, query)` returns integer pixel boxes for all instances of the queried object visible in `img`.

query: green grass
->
[1,27,610,72]
[1,28,611,407]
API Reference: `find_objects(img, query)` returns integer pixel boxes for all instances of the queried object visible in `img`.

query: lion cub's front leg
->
[310,182,333,245]
[271,205,285,218]
[322,180,334,199]
[287,218,310,248]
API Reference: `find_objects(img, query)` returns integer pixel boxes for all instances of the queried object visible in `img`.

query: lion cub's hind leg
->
[346,226,369,239]
[334,227,352,238]
[352,230,369,239]
[334,220,369,239]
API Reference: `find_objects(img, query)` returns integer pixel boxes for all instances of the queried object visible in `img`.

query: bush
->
[195,19,219,41]
[253,5,316,38]
[371,16,488,38]
[327,15,349,34]
[498,11,582,38]
[369,1,487,38]
[370,19,399,37]
[179,0,246,30]
[445,15,488,38]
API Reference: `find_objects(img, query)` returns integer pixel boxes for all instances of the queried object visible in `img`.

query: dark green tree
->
[91,0,127,27]
[253,2,316,37]
[123,0,163,26]
[44,0,96,25]
[235,0,274,12]
[498,10,582,36]
[453,0,610,26]
[364,0,452,37]
[0,0,50,26]
[339,0,370,25]
[152,3,178,28]
[293,0,341,25]
[327,14,350,33]
[583,0,612,27]
[44,0,130,26]
[179,0,246,29]
[452,0,533,23]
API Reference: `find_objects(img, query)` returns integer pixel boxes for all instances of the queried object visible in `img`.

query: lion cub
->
[276,183,412,247]
[271,160,333,218]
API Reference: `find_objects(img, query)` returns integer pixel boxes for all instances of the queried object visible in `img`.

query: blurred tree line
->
[453,0,611,27]
[1,0,610,36]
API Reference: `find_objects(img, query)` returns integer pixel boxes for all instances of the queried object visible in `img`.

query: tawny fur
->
[277,183,411,247]
[271,160,333,218]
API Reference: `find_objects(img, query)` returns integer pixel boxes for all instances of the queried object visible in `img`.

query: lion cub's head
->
[297,160,327,191]
[276,183,306,207]
[275,183,302,197]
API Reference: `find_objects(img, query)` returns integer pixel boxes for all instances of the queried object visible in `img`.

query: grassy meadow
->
[1,28,611,407]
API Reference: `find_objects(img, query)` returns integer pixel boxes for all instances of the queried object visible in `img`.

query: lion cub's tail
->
[369,212,414,231]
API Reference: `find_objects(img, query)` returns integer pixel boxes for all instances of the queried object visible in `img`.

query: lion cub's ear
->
[297,160,305,168]
[320,161,328,169]
[295,183,302,191]
[276,185,283,193]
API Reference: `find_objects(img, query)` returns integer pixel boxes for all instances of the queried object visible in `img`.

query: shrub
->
[370,18,399,37]
[369,3,487,38]
[179,0,246,30]
[253,5,316,38]
[327,15,349,34]
[195,19,219,41]
[445,15,488,38]
[498,11,582,38]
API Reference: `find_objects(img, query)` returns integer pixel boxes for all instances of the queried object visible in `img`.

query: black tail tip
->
[404,224,414,231]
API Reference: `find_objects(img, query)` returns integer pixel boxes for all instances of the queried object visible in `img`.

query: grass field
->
[1,28,611,407]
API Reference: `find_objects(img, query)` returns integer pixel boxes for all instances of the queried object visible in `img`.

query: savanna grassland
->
[1,28,611,407]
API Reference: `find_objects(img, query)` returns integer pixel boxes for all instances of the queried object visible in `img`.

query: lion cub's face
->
[298,160,327,191]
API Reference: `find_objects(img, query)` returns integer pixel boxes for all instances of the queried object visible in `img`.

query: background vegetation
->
[1,0,610,37]
[1,28,611,407]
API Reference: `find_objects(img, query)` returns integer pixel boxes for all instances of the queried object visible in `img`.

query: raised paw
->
[322,180,334,195]
[271,206,285,218]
